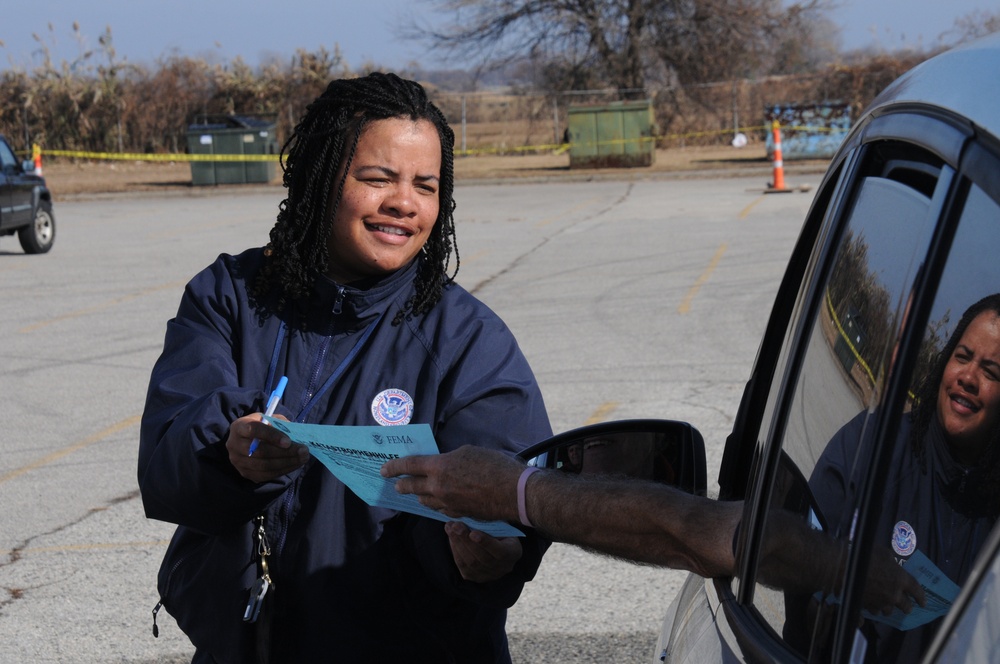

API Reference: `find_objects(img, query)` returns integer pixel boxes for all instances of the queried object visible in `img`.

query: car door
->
[677,101,1000,663]
[0,138,31,230]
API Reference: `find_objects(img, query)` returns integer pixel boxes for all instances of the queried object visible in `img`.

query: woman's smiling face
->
[325,117,441,284]
[937,310,1000,464]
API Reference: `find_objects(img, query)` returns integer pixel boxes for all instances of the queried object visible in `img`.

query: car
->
[0,134,55,254]
[517,32,1000,663]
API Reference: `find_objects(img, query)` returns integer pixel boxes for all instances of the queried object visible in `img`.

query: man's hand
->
[226,413,310,483]
[863,547,927,616]
[444,521,523,582]
[381,446,524,523]
[759,511,926,617]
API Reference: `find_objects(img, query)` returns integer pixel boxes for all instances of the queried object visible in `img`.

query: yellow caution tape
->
[27,124,844,163]
[825,289,878,388]
[39,149,277,162]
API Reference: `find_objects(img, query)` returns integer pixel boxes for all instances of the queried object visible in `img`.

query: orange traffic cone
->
[32,143,42,176]
[766,120,789,193]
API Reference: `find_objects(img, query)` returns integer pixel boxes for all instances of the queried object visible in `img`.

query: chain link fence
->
[430,57,926,156]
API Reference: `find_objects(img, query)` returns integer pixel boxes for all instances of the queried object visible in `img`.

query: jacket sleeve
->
[430,308,552,457]
[137,254,297,534]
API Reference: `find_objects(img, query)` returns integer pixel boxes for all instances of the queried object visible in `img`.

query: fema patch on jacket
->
[891,520,917,557]
[371,388,414,426]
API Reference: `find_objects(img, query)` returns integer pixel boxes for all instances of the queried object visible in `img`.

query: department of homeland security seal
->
[891,520,917,557]
[371,388,414,426]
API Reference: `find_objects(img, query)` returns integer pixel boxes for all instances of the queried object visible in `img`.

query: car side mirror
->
[517,419,707,496]
[21,160,37,175]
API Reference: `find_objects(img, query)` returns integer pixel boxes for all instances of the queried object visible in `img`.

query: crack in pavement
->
[469,183,634,296]
[0,488,142,614]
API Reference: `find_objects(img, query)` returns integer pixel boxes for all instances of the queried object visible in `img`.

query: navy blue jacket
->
[138,249,552,663]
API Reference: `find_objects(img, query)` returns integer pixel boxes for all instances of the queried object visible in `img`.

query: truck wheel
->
[18,201,55,254]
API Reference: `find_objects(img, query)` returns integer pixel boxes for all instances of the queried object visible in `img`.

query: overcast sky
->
[3,0,995,72]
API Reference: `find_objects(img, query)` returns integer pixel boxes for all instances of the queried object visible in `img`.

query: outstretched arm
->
[382,445,740,578]
[383,447,924,612]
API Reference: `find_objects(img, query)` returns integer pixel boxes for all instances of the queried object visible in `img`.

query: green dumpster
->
[567,100,656,169]
[186,115,278,185]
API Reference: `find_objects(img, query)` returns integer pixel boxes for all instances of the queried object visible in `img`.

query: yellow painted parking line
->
[18,280,186,333]
[739,196,765,219]
[535,197,601,228]
[584,401,619,425]
[678,244,728,314]
[0,415,142,485]
[0,540,170,557]
[461,249,488,265]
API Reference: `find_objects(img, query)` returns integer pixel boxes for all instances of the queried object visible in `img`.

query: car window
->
[740,141,941,656]
[0,140,17,170]
[743,138,1000,663]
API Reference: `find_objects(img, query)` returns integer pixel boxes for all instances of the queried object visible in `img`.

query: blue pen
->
[248,376,288,457]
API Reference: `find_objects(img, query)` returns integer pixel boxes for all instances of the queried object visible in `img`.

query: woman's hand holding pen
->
[227,413,310,483]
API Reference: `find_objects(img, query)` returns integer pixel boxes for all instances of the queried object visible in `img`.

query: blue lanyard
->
[262,314,382,422]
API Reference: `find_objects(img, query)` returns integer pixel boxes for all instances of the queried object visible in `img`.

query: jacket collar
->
[929,414,997,517]
[312,259,419,322]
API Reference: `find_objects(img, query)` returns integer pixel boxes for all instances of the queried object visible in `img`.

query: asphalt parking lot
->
[0,171,816,662]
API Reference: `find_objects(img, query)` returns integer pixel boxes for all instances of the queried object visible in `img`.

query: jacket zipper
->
[278,287,345,560]
[298,286,344,414]
[151,536,212,636]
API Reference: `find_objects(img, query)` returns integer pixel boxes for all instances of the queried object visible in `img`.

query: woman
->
[809,293,1000,661]
[138,72,551,663]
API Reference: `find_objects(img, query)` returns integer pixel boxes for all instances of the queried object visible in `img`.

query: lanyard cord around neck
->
[263,313,383,423]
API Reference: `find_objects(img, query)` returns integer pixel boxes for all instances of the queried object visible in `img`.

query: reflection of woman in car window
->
[808,293,1000,661]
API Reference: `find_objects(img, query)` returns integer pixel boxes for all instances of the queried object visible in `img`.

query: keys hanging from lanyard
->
[244,514,272,623]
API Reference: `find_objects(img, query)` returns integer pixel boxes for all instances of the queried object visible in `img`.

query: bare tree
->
[404,0,834,95]
[948,9,1000,44]
[648,0,836,83]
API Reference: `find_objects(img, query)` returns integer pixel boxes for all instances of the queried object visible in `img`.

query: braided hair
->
[910,293,1000,515]
[250,72,459,326]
